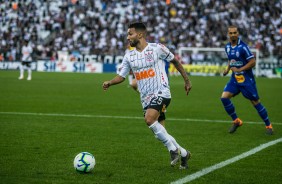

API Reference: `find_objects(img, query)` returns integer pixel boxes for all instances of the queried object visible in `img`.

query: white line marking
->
[1,111,281,182]
[0,111,281,125]
[171,137,282,184]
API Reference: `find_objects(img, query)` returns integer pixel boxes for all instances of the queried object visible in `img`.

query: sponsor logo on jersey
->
[230,59,243,67]
[235,74,245,83]
[134,68,155,80]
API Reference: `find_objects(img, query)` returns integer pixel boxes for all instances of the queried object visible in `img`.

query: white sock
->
[27,68,32,78]
[128,75,133,85]
[149,121,176,151]
[19,65,24,77]
[166,134,187,157]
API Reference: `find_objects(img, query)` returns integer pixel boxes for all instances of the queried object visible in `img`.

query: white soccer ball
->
[73,152,96,173]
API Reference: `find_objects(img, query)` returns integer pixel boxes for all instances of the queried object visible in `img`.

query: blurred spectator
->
[0,0,281,61]
[0,53,3,61]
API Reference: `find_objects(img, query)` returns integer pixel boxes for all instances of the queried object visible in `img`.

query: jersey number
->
[151,96,163,105]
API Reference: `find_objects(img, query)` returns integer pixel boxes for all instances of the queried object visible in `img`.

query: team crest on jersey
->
[145,50,154,62]
[227,47,230,54]
[236,51,240,57]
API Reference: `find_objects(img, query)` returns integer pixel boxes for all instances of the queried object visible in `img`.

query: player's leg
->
[146,96,190,168]
[221,92,238,121]
[19,62,24,80]
[146,108,179,165]
[27,62,32,80]
[130,78,138,92]
[145,97,180,166]
[128,74,133,86]
[128,75,138,92]
[241,85,273,135]
[146,108,177,153]
[220,82,242,133]
[159,116,187,158]
[159,117,190,169]
[253,101,273,135]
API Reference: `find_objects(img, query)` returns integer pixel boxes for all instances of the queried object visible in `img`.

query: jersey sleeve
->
[157,43,175,62]
[117,55,130,78]
[242,45,254,61]
[225,45,230,59]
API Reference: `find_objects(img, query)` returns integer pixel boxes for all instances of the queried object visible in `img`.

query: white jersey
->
[118,43,174,108]
[21,45,33,61]
[116,48,134,74]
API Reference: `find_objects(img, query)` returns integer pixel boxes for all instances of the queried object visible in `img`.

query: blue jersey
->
[225,39,255,86]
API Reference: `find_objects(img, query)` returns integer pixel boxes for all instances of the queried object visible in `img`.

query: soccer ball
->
[73,152,96,173]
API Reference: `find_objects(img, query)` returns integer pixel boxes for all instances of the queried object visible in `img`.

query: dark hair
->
[128,22,147,32]
[228,25,239,33]
[228,25,238,29]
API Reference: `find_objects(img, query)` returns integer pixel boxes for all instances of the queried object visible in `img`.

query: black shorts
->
[143,96,171,122]
[21,61,32,67]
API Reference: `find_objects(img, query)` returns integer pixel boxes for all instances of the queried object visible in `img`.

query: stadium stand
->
[0,0,281,61]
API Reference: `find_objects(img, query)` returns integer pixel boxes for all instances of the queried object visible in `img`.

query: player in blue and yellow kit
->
[220,25,273,135]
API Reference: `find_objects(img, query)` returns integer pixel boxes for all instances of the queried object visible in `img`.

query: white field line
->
[171,137,282,184]
[1,111,281,183]
[0,111,281,125]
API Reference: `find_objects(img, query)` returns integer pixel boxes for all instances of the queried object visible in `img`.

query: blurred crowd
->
[0,0,281,62]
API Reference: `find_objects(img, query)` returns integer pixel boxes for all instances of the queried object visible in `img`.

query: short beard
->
[230,37,238,45]
[130,40,139,47]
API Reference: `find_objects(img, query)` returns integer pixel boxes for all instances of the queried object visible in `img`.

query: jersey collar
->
[230,38,241,49]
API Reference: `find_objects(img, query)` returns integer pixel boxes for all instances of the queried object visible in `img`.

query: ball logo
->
[134,68,155,80]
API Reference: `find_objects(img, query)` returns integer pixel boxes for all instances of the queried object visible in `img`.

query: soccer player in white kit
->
[19,40,33,80]
[103,22,192,169]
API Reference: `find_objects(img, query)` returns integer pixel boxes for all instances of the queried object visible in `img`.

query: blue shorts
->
[223,81,260,101]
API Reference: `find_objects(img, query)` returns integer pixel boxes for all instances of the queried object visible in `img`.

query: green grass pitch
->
[0,71,281,184]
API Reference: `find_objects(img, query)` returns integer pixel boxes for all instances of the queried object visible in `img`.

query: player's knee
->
[251,99,260,105]
[144,116,155,126]
[221,91,233,99]
[221,93,226,98]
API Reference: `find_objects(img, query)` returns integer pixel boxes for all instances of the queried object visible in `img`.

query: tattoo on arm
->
[171,59,190,83]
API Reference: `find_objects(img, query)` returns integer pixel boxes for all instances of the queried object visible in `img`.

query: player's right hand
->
[102,81,111,91]
[184,81,192,96]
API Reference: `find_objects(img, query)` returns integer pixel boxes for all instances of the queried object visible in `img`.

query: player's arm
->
[230,58,255,73]
[223,60,231,76]
[104,54,130,91]
[170,58,192,95]
[102,75,125,91]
